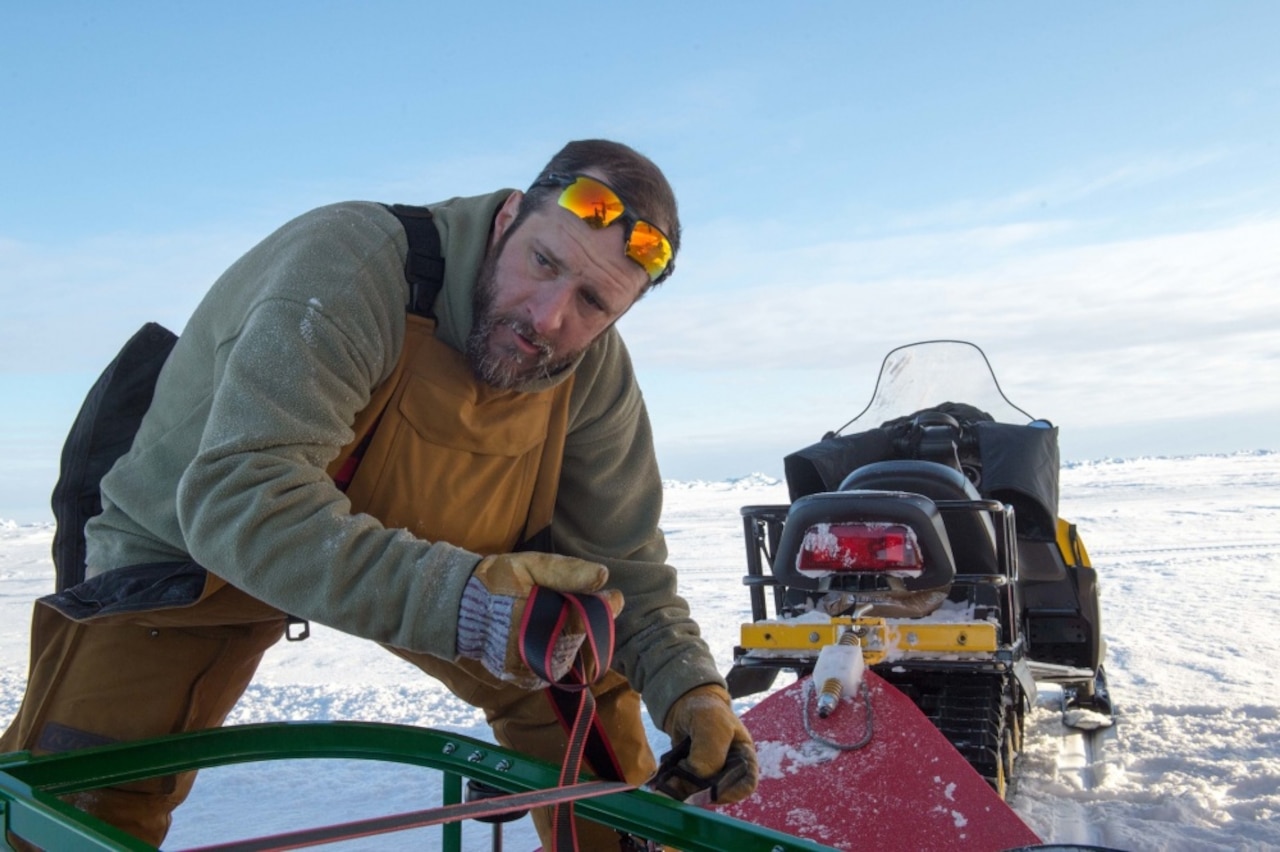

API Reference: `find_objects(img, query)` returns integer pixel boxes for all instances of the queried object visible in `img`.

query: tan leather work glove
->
[456,552,624,690]
[658,684,759,804]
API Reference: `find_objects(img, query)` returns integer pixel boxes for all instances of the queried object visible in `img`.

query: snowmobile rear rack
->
[0,722,835,852]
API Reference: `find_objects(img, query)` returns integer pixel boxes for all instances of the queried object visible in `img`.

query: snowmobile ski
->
[1062,665,1114,730]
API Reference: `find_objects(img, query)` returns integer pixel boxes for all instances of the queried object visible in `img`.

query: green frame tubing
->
[0,722,834,852]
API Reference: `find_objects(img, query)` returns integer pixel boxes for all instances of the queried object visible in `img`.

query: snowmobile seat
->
[839,460,1000,575]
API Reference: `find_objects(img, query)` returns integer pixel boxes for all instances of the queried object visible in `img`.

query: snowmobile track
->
[1100,540,1280,556]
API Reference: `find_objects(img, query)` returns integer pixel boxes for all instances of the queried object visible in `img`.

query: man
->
[1,139,758,849]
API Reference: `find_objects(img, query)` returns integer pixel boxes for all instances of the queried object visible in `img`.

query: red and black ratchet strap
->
[520,585,628,852]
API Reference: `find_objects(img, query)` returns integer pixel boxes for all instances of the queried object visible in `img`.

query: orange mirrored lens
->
[627,222,673,281]
[551,174,673,281]
[558,177,625,229]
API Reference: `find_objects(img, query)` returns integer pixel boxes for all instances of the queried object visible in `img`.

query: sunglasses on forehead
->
[532,173,675,283]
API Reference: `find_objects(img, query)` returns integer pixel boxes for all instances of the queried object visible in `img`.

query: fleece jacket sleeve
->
[555,330,726,729]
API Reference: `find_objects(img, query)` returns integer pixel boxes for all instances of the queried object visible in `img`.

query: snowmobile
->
[726,339,1111,797]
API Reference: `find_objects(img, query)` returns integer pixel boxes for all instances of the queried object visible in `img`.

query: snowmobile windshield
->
[840,340,1039,433]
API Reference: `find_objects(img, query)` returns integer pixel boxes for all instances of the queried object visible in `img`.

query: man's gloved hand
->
[658,684,759,804]
[456,552,624,689]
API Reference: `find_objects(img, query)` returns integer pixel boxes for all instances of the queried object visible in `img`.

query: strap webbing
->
[520,587,627,851]
[181,779,632,852]
[330,203,446,492]
[383,203,445,318]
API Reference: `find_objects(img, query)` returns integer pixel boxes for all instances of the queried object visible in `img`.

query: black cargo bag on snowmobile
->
[783,405,1061,539]
[782,429,895,501]
[50,322,178,592]
[970,420,1060,539]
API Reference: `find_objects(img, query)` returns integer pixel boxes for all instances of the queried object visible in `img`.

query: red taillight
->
[796,522,923,577]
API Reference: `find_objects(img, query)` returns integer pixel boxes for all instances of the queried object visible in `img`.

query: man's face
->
[467,185,651,389]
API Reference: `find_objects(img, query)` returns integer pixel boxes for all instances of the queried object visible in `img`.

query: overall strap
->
[383,203,446,318]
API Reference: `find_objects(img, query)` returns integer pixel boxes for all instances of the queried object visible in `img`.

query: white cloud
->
[883,150,1231,231]
[622,215,1280,465]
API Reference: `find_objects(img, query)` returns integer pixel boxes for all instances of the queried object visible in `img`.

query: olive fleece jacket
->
[83,192,723,726]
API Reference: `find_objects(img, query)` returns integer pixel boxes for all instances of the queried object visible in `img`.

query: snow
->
[2,452,1279,851]
[754,738,842,779]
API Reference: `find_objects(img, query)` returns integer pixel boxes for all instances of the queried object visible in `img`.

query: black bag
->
[50,322,178,591]
[973,420,1060,540]
[783,429,895,501]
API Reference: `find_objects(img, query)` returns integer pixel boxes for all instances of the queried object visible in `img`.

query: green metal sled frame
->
[0,721,832,852]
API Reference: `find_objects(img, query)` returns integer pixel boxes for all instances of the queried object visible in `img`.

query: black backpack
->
[51,322,178,591]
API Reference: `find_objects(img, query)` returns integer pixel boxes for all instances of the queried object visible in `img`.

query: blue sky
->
[2,2,1279,521]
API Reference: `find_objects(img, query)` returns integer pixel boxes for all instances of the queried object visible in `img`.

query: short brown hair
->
[519,139,681,286]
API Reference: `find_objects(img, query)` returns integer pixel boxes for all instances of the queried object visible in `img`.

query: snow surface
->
[2,453,1278,851]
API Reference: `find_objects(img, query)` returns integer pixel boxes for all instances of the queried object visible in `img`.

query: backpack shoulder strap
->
[383,204,446,319]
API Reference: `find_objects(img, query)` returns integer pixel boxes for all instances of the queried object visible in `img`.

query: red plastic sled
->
[714,671,1041,851]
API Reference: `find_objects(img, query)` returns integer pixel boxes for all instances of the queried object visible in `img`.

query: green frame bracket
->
[0,722,833,851]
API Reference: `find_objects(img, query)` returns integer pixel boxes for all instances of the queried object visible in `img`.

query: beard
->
[465,242,583,390]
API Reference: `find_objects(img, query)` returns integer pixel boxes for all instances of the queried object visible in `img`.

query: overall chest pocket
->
[346,351,555,555]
